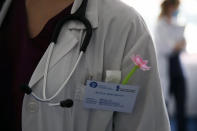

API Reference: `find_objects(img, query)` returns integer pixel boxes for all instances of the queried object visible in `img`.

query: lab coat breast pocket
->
[73,83,114,131]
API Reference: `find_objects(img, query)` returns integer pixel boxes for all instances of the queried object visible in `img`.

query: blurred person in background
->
[154,0,187,131]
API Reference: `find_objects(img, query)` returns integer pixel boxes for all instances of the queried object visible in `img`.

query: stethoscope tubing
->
[22,0,92,107]
[51,13,92,52]
[30,46,84,102]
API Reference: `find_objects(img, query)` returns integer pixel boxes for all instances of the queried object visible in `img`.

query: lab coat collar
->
[67,0,98,29]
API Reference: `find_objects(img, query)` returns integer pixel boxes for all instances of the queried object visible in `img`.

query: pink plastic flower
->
[131,55,151,71]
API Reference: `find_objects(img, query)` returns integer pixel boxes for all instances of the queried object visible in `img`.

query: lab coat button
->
[27,101,39,113]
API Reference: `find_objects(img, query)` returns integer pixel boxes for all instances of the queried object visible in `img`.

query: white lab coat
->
[154,17,185,102]
[0,0,170,130]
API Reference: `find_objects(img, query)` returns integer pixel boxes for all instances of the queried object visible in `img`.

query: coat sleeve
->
[113,14,170,131]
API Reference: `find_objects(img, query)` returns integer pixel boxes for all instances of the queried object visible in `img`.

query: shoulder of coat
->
[98,0,143,24]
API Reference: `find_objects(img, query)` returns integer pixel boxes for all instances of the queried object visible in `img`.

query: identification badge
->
[83,80,139,113]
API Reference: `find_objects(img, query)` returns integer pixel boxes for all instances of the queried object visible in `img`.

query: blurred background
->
[120,0,197,131]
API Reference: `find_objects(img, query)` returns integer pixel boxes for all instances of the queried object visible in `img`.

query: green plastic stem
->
[121,65,139,85]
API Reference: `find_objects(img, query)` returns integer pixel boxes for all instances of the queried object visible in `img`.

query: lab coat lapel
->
[29,30,78,87]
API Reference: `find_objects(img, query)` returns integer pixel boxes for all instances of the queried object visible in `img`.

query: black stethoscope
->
[21,0,92,108]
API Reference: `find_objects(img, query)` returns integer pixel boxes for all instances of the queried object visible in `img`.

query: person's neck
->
[25,0,74,38]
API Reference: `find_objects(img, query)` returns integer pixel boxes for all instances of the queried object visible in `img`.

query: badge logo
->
[89,82,98,88]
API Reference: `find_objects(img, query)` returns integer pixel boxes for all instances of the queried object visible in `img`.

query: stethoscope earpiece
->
[21,85,32,95]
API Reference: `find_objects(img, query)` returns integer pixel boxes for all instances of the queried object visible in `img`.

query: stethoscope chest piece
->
[60,99,73,108]
[21,85,32,95]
